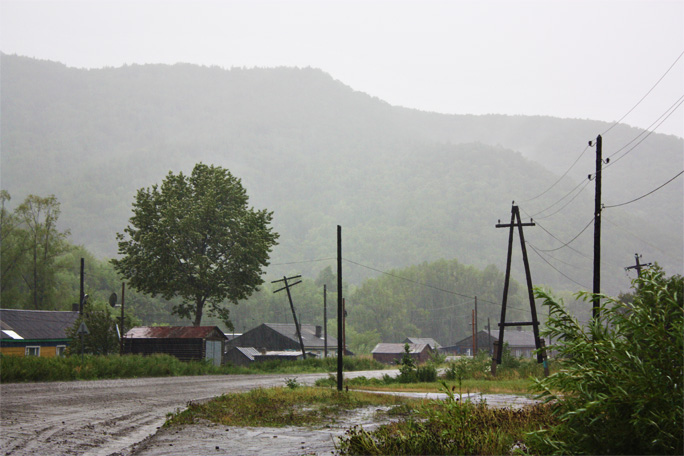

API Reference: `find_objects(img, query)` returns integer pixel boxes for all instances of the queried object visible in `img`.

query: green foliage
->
[0,353,227,382]
[338,385,557,455]
[531,267,684,455]
[112,163,279,327]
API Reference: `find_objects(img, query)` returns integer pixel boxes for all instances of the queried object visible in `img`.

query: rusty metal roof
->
[125,326,226,339]
[371,343,429,355]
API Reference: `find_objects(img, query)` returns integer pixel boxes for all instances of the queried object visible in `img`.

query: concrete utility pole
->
[592,135,603,319]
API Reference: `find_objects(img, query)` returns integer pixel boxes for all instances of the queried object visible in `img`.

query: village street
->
[0,370,393,456]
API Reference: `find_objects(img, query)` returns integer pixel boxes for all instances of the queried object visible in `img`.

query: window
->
[56,346,66,357]
[25,346,40,357]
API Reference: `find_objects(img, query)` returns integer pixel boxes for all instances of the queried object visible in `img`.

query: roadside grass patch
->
[165,386,419,428]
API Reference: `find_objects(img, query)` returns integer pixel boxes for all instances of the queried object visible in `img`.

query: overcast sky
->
[1,0,683,137]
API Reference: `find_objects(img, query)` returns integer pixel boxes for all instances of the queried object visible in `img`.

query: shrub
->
[531,267,683,455]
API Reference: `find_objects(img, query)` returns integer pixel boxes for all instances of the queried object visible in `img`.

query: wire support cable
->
[528,178,591,219]
[528,242,589,289]
[520,144,591,203]
[604,170,683,209]
[535,216,595,253]
[602,50,684,136]
[526,215,592,260]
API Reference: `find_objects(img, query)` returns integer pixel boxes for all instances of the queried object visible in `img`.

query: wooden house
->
[440,329,538,358]
[224,346,305,366]
[124,326,226,366]
[228,323,338,358]
[403,337,441,350]
[0,309,79,357]
[371,343,431,365]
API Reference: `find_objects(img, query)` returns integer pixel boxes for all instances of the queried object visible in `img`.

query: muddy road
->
[0,371,392,456]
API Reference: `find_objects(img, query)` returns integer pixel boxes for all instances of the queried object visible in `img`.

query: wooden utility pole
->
[592,135,603,319]
[471,309,476,356]
[272,275,305,359]
[625,253,651,278]
[474,296,478,354]
[494,204,546,372]
[323,284,328,358]
[120,282,125,355]
[337,225,344,391]
[79,258,85,314]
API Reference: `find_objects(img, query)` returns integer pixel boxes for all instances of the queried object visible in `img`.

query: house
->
[224,346,307,366]
[0,309,79,357]
[227,323,338,358]
[371,343,432,365]
[124,326,226,366]
[403,337,441,350]
[440,329,539,358]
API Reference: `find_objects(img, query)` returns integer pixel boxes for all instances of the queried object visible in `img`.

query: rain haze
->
[1,0,683,137]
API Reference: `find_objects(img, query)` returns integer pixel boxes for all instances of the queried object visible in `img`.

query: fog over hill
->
[1,54,682,296]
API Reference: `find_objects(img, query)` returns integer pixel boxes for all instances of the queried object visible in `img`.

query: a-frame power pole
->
[493,204,546,374]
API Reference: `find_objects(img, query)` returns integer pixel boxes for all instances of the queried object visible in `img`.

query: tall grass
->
[0,353,387,383]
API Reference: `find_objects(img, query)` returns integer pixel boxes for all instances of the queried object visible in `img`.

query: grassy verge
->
[0,353,386,383]
[165,386,419,428]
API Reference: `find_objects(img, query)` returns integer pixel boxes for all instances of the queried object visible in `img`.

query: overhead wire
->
[535,216,595,253]
[602,50,684,136]
[527,243,590,289]
[604,170,683,209]
[520,144,591,204]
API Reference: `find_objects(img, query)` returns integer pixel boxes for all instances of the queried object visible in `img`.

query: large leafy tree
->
[112,163,278,327]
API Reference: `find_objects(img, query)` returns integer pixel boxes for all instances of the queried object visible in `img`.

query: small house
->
[0,309,79,357]
[440,329,538,358]
[228,323,338,358]
[403,337,441,350]
[371,343,431,365]
[124,326,226,366]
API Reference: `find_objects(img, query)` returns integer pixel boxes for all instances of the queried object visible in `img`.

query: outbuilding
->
[371,342,432,365]
[228,323,338,358]
[124,326,226,366]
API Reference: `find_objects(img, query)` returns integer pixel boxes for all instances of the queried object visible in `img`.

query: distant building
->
[403,337,441,350]
[224,346,305,366]
[124,326,226,366]
[0,309,79,357]
[440,329,538,358]
[228,323,338,358]
[371,343,431,365]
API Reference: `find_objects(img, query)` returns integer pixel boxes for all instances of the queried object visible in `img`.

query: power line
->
[528,243,590,289]
[602,50,684,136]
[605,94,684,167]
[536,216,595,253]
[520,144,590,203]
[604,170,683,209]
[531,180,592,220]
[270,257,335,266]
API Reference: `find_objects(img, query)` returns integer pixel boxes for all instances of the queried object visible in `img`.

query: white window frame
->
[56,345,67,357]
[25,346,40,357]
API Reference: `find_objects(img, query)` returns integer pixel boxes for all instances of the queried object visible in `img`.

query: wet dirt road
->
[0,371,390,456]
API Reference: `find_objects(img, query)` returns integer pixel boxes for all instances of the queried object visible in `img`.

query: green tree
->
[532,266,683,455]
[112,163,279,327]
[8,194,71,309]
[67,300,120,355]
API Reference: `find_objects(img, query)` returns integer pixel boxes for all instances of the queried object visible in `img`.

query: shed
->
[403,337,441,350]
[228,323,338,358]
[371,343,431,365]
[0,309,79,357]
[224,346,306,366]
[440,329,538,358]
[124,326,226,366]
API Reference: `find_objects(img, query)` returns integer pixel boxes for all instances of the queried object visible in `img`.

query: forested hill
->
[1,53,682,296]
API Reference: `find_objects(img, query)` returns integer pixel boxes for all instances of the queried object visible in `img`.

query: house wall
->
[125,338,205,362]
[373,351,429,365]
[230,327,301,352]
[0,341,68,357]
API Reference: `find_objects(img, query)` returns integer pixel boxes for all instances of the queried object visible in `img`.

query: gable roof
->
[262,323,337,349]
[371,343,429,355]
[404,337,441,349]
[0,309,79,340]
[447,329,537,348]
[125,326,226,340]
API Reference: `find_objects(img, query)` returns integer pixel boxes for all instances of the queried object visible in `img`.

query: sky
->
[1,0,683,137]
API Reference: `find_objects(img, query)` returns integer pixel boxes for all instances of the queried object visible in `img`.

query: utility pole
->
[272,275,306,359]
[474,296,478,355]
[471,309,476,357]
[120,282,125,356]
[79,258,85,314]
[592,135,603,319]
[625,253,651,278]
[494,204,546,373]
[337,225,344,391]
[323,284,328,358]
[487,317,492,355]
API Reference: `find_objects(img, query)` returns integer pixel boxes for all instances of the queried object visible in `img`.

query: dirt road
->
[1,371,386,456]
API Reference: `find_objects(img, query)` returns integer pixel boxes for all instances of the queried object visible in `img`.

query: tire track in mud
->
[1,373,339,456]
